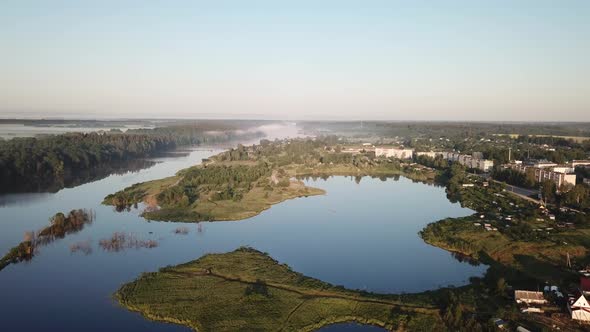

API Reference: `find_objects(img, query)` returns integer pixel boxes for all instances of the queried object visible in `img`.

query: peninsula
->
[104,138,435,222]
[116,247,444,331]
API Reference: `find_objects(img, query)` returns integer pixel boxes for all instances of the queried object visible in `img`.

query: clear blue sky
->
[1,0,589,121]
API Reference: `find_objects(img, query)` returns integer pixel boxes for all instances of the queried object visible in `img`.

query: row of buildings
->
[513,272,590,323]
[430,151,494,172]
[414,151,494,172]
[374,147,414,159]
[371,147,495,172]
[355,145,590,186]
[502,160,590,188]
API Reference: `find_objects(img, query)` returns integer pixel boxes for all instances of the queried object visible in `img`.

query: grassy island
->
[104,137,436,222]
[115,247,445,331]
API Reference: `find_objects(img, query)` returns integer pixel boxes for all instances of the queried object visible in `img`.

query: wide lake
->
[0,141,485,331]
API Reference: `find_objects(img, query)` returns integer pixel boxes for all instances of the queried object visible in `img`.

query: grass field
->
[115,247,444,332]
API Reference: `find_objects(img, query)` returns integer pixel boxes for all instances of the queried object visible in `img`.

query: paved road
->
[486,179,542,204]
[471,173,542,203]
[502,182,539,198]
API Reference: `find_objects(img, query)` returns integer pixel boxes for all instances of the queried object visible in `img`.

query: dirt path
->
[170,270,438,313]
[279,299,309,331]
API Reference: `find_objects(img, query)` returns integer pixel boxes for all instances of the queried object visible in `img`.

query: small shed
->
[515,290,547,305]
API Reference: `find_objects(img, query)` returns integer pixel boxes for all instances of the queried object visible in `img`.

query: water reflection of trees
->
[0,159,156,195]
[98,232,158,252]
[450,252,480,266]
[173,227,190,235]
[295,174,452,191]
[70,240,92,255]
[296,174,406,183]
[0,209,94,271]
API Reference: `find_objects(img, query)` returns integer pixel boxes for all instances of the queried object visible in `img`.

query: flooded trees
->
[0,209,94,271]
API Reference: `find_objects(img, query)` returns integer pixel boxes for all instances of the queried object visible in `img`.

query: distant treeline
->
[0,125,263,193]
[300,121,590,139]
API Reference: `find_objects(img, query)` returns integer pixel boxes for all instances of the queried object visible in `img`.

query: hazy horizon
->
[2,1,589,121]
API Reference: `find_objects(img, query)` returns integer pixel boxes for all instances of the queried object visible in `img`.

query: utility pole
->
[508,147,511,162]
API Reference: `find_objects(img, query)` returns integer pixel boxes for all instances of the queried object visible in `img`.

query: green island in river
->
[108,137,590,331]
[116,247,444,331]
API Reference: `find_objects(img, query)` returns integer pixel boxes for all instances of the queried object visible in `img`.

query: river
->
[0,136,485,331]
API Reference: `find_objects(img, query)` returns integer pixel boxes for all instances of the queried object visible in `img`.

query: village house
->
[568,293,590,322]
[564,272,590,322]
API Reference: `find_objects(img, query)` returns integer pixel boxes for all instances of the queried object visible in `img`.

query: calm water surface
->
[0,142,485,332]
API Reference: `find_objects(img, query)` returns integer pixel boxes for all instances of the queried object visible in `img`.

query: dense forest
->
[0,125,263,193]
[160,163,272,208]
[104,162,273,211]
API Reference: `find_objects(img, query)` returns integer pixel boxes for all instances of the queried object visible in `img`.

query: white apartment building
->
[375,147,413,159]
[415,151,437,158]
[504,163,577,188]
[435,151,494,172]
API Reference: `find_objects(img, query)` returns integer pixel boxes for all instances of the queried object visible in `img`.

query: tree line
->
[0,126,262,193]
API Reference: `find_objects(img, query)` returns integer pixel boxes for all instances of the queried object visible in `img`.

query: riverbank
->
[420,180,590,284]
[115,247,445,332]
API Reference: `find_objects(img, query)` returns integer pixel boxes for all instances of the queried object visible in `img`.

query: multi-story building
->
[530,160,558,168]
[475,159,495,172]
[535,169,576,188]
[504,162,577,188]
[572,160,590,168]
[415,151,437,158]
[435,151,494,172]
[375,147,413,159]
